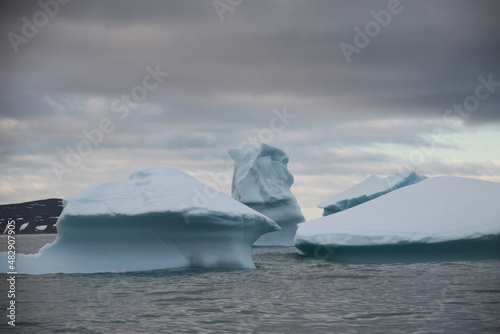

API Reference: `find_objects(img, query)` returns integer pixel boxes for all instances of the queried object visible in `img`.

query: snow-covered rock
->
[0,198,61,234]
[229,144,305,246]
[1,166,279,274]
[318,171,427,216]
[296,177,500,263]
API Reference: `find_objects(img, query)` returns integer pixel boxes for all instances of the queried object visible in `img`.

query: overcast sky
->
[1,0,500,219]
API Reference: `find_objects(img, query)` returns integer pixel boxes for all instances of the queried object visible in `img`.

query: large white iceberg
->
[296,176,500,263]
[318,171,427,216]
[1,166,279,274]
[229,144,305,246]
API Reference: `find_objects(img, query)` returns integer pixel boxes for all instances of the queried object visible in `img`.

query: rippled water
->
[1,236,500,333]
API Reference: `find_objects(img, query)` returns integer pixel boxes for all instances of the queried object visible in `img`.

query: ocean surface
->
[1,235,499,334]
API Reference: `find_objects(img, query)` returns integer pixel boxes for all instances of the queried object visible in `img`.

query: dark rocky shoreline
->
[0,198,62,234]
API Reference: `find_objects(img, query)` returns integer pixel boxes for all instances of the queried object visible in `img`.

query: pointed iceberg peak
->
[366,174,382,181]
[229,144,305,246]
[319,171,427,216]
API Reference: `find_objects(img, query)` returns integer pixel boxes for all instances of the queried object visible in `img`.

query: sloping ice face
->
[1,165,279,274]
[229,144,305,246]
[297,176,500,263]
[319,171,427,216]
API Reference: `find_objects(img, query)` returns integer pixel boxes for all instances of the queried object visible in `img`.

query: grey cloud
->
[1,0,500,205]
[3,1,499,117]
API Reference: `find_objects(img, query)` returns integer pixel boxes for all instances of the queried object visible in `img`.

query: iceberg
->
[296,176,500,263]
[229,144,305,246]
[318,171,427,216]
[1,166,279,274]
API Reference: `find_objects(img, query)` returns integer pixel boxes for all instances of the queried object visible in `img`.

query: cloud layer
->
[1,0,500,218]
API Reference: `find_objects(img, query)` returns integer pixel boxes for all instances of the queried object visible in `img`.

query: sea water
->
[1,235,499,333]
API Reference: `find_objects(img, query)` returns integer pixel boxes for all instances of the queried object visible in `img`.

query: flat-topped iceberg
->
[1,166,279,274]
[297,176,500,263]
[318,171,427,216]
[229,144,305,246]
